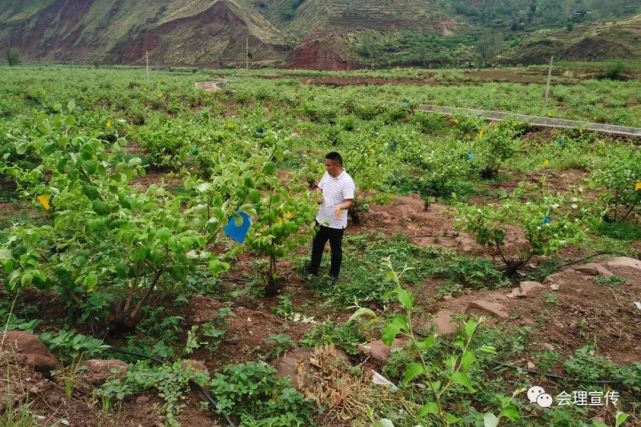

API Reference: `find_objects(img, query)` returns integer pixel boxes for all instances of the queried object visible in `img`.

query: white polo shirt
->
[316,170,356,229]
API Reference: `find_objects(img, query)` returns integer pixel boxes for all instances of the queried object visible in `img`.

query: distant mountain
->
[1,0,641,69]
[1,0,288,66]
[507,13,641,64]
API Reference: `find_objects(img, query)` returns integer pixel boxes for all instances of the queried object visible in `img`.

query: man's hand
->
[334,199,353,220]
[334,207,342,220]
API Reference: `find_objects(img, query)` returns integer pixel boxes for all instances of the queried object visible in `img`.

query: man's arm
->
[311,174,325,204]
[334,199,353,220]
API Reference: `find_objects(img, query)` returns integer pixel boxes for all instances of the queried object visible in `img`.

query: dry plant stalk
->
[296,344,417,424]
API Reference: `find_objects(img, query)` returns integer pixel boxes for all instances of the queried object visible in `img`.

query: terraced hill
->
[509,13,641,64]
[1,0,641,68]
[0,0,288,66]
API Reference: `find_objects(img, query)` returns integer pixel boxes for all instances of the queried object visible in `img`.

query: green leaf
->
[451,372,475,392]
[418,402,439,416]
[92,200,110,216]
[461,351,476,371]
[82,159,97,174]
[483,412,499,427]
[209,259,229,275]
[84,272,98,291]
[479,345,497,354]
[155,227,172,243]
[115,263,129,279]
[414,336,436,352]
[500,405,520,421]
[20,270,34,287]
[348,307,377,322]
[447,413,461,424]
[82,185,100,201]
[464,320,477,339]
[373,419,394,427]
[65,115,75,127]
[403,362,425,383]
[249,189,260,203]
[263,163,276,175]
[196,182,212,193]
[0,248,11,261]
[616,412,629,427]
[381,315,407,346]
[15,141,29,155]
[132,246,148,262]
[397,288,414,310]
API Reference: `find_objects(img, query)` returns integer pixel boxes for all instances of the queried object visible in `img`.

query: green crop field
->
[1,64,640,426]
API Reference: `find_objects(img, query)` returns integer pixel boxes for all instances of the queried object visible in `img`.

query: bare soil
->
[3,135,640,425]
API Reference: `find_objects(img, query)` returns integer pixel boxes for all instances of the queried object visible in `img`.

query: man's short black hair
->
[325,151,343,166]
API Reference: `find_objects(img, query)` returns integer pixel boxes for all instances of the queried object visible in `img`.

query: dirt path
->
[194,80,227,92]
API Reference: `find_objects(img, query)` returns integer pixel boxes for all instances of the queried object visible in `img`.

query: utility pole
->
[543,56,554,114]
[146,50,150,82]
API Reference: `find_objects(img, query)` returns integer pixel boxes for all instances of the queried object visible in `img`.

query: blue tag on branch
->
[557,139,565,148]
[543,215,552,225]
[466,150,474,161]
[390,139,398,151]
[224,211,251,243]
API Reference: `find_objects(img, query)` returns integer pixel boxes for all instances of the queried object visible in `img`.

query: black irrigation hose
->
[106,346,235,427]
[433,251,626,386]
[551,251,607,271]
[439,341,623,387]
[108,347,164,364]
[489,358,621,386]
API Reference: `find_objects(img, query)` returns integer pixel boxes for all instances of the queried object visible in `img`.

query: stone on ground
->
[519,281,544,296]
[465,300,509,319]
[604,257,641,277]
[83,359,128,385]
[1,331,60,374]
[575,263,614,277]
[433,310,458,336]
[359,338,410,363]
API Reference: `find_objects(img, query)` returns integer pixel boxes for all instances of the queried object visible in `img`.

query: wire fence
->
[422,104,641,139]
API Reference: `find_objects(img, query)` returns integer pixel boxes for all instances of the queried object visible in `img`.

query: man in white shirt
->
[305,152,356,284]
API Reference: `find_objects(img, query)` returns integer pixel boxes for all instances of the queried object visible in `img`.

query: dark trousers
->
[308,223,344,278]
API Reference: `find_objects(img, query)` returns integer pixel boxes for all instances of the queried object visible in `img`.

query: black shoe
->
[328,275,338,285]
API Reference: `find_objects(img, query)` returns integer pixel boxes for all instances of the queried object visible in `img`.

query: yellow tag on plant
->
[37,195,50,210]
[478,129,485,138]
[106,119,112,128]
[542,159,550,167]
[635,182,641,191]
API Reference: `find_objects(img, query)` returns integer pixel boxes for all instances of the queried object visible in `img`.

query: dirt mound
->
[187,295,299,367]
[361,195,528,257]
[417,257,641,364]
[0,331,60,374]
[0,351,106,426]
